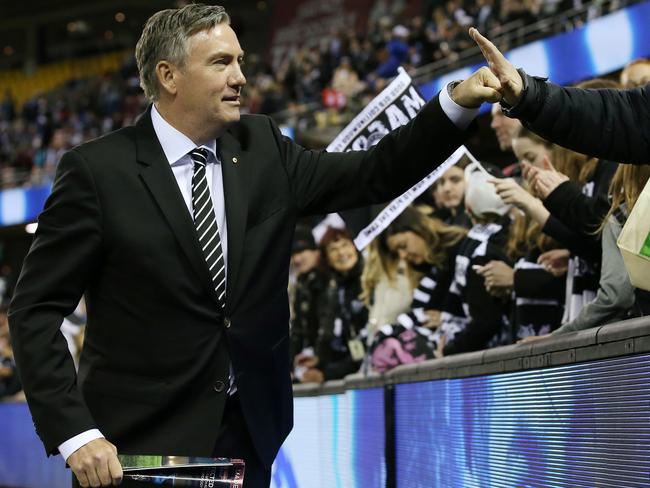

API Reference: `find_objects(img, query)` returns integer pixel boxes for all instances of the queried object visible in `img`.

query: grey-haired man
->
[10,5,507,487]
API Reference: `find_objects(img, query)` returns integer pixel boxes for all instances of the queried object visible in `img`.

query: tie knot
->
[190,148,209,167]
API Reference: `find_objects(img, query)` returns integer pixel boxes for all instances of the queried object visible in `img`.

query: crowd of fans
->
[0,0,631,190]
[0,1,649,399]
[288,61,650,383]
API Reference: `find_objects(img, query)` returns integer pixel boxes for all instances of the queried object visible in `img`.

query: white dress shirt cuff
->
[58,429,105,462]
[439,83,480,130]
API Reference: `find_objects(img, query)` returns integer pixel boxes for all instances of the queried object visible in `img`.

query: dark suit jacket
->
[9,97,469,467]
[509,74,649,165]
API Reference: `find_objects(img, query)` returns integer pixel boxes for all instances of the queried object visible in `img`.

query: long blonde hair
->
[598,164,650,233]
[507,211,558,261]
[551,78,621,185]
[360,207,467,305]
[360,239,415,305]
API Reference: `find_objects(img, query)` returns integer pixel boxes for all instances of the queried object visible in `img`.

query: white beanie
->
[464,161,511,217]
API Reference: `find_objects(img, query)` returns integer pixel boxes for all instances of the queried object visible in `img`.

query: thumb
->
[475,86,502,104]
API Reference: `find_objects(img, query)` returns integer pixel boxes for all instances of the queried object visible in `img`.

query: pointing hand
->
[469,27,524,106]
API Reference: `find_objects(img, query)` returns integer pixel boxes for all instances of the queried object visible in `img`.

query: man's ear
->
[155,60,178,97]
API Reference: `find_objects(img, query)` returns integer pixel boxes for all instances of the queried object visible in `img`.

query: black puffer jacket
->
[315,259,368,380]
[290,267,327,360]
[506,73,649,165]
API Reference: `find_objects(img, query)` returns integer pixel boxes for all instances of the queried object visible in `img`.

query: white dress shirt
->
[58,85,477,461]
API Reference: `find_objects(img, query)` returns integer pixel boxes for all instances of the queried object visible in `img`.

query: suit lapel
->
[135,109,221,305]
[219,130,248,313]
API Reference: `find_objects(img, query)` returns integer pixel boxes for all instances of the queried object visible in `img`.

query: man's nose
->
[231,65,247,86]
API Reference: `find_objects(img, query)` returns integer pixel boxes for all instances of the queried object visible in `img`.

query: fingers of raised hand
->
[469,28,501,63]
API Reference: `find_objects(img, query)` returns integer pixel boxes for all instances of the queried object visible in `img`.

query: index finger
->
[469,27,507,69]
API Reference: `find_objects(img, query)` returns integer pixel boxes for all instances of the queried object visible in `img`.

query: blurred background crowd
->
[1,0,649,400]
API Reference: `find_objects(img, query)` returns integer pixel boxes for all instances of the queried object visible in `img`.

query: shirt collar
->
[150,104,217,165]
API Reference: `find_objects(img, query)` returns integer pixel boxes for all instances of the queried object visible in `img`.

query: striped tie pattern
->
[190,148,226,307]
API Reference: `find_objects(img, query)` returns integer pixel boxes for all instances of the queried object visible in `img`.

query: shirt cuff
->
[438,82,480,130]
[58,429,105,462]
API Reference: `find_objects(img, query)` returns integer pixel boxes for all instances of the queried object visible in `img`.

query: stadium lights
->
[25,223,38,234]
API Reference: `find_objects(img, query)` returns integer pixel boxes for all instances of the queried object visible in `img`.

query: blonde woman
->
[367,207,468,371]
[361,238,418,344]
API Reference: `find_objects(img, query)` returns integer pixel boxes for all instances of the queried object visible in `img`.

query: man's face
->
[437,166,465,210]
[174,24,246,131]
[291,249,320,275]
[490,104,522,151]
[325,238,358,274]
[621,63,650,88]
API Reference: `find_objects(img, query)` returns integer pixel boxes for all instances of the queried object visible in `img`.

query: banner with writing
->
[326,68,426,153]
[353,146,474,250]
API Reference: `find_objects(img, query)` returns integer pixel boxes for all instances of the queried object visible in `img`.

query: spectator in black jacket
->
[298,227,367,383]
[439,162,514,355]
[470,27,649,165]
[289,226,326,370]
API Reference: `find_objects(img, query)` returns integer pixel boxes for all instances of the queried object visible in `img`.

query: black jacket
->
[290,267,326,361]
[507,74,649,165]
[441,217,513,355]
[8,97,470,466]
[315,259,367,381]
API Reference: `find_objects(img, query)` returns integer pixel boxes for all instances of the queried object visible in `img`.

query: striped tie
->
[190,148,226,308]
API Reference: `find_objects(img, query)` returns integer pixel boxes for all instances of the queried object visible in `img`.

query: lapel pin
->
[232,157,238,164]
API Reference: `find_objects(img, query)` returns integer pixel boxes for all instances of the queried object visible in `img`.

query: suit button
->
[224,318,231,329]
[213,380,226,393]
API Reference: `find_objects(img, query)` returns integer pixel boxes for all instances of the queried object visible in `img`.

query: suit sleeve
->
[269,94,471,216]
[508,75,650,165]
[8,149,103,455]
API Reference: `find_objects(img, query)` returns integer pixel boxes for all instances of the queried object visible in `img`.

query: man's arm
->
[8,150,123,486]
[470,27,650,165]
[9,150,102,451]
[271,69,500,216]
[508,76,650,165]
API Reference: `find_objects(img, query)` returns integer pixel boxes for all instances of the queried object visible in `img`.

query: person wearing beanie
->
[289,226,325,372]
[438,162,514,355]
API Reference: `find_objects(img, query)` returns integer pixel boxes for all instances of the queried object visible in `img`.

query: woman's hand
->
[490,177,537,211]
[423,309,442,329]
[518,333,552,344]
[301,368,325,383]
[537,249,570,277]
[476,260,515,294]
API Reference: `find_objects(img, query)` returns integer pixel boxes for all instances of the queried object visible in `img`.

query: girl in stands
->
[367,206,467,372]
[438,162,514,355]
[360,232,419,346]
[430,156,473,228]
